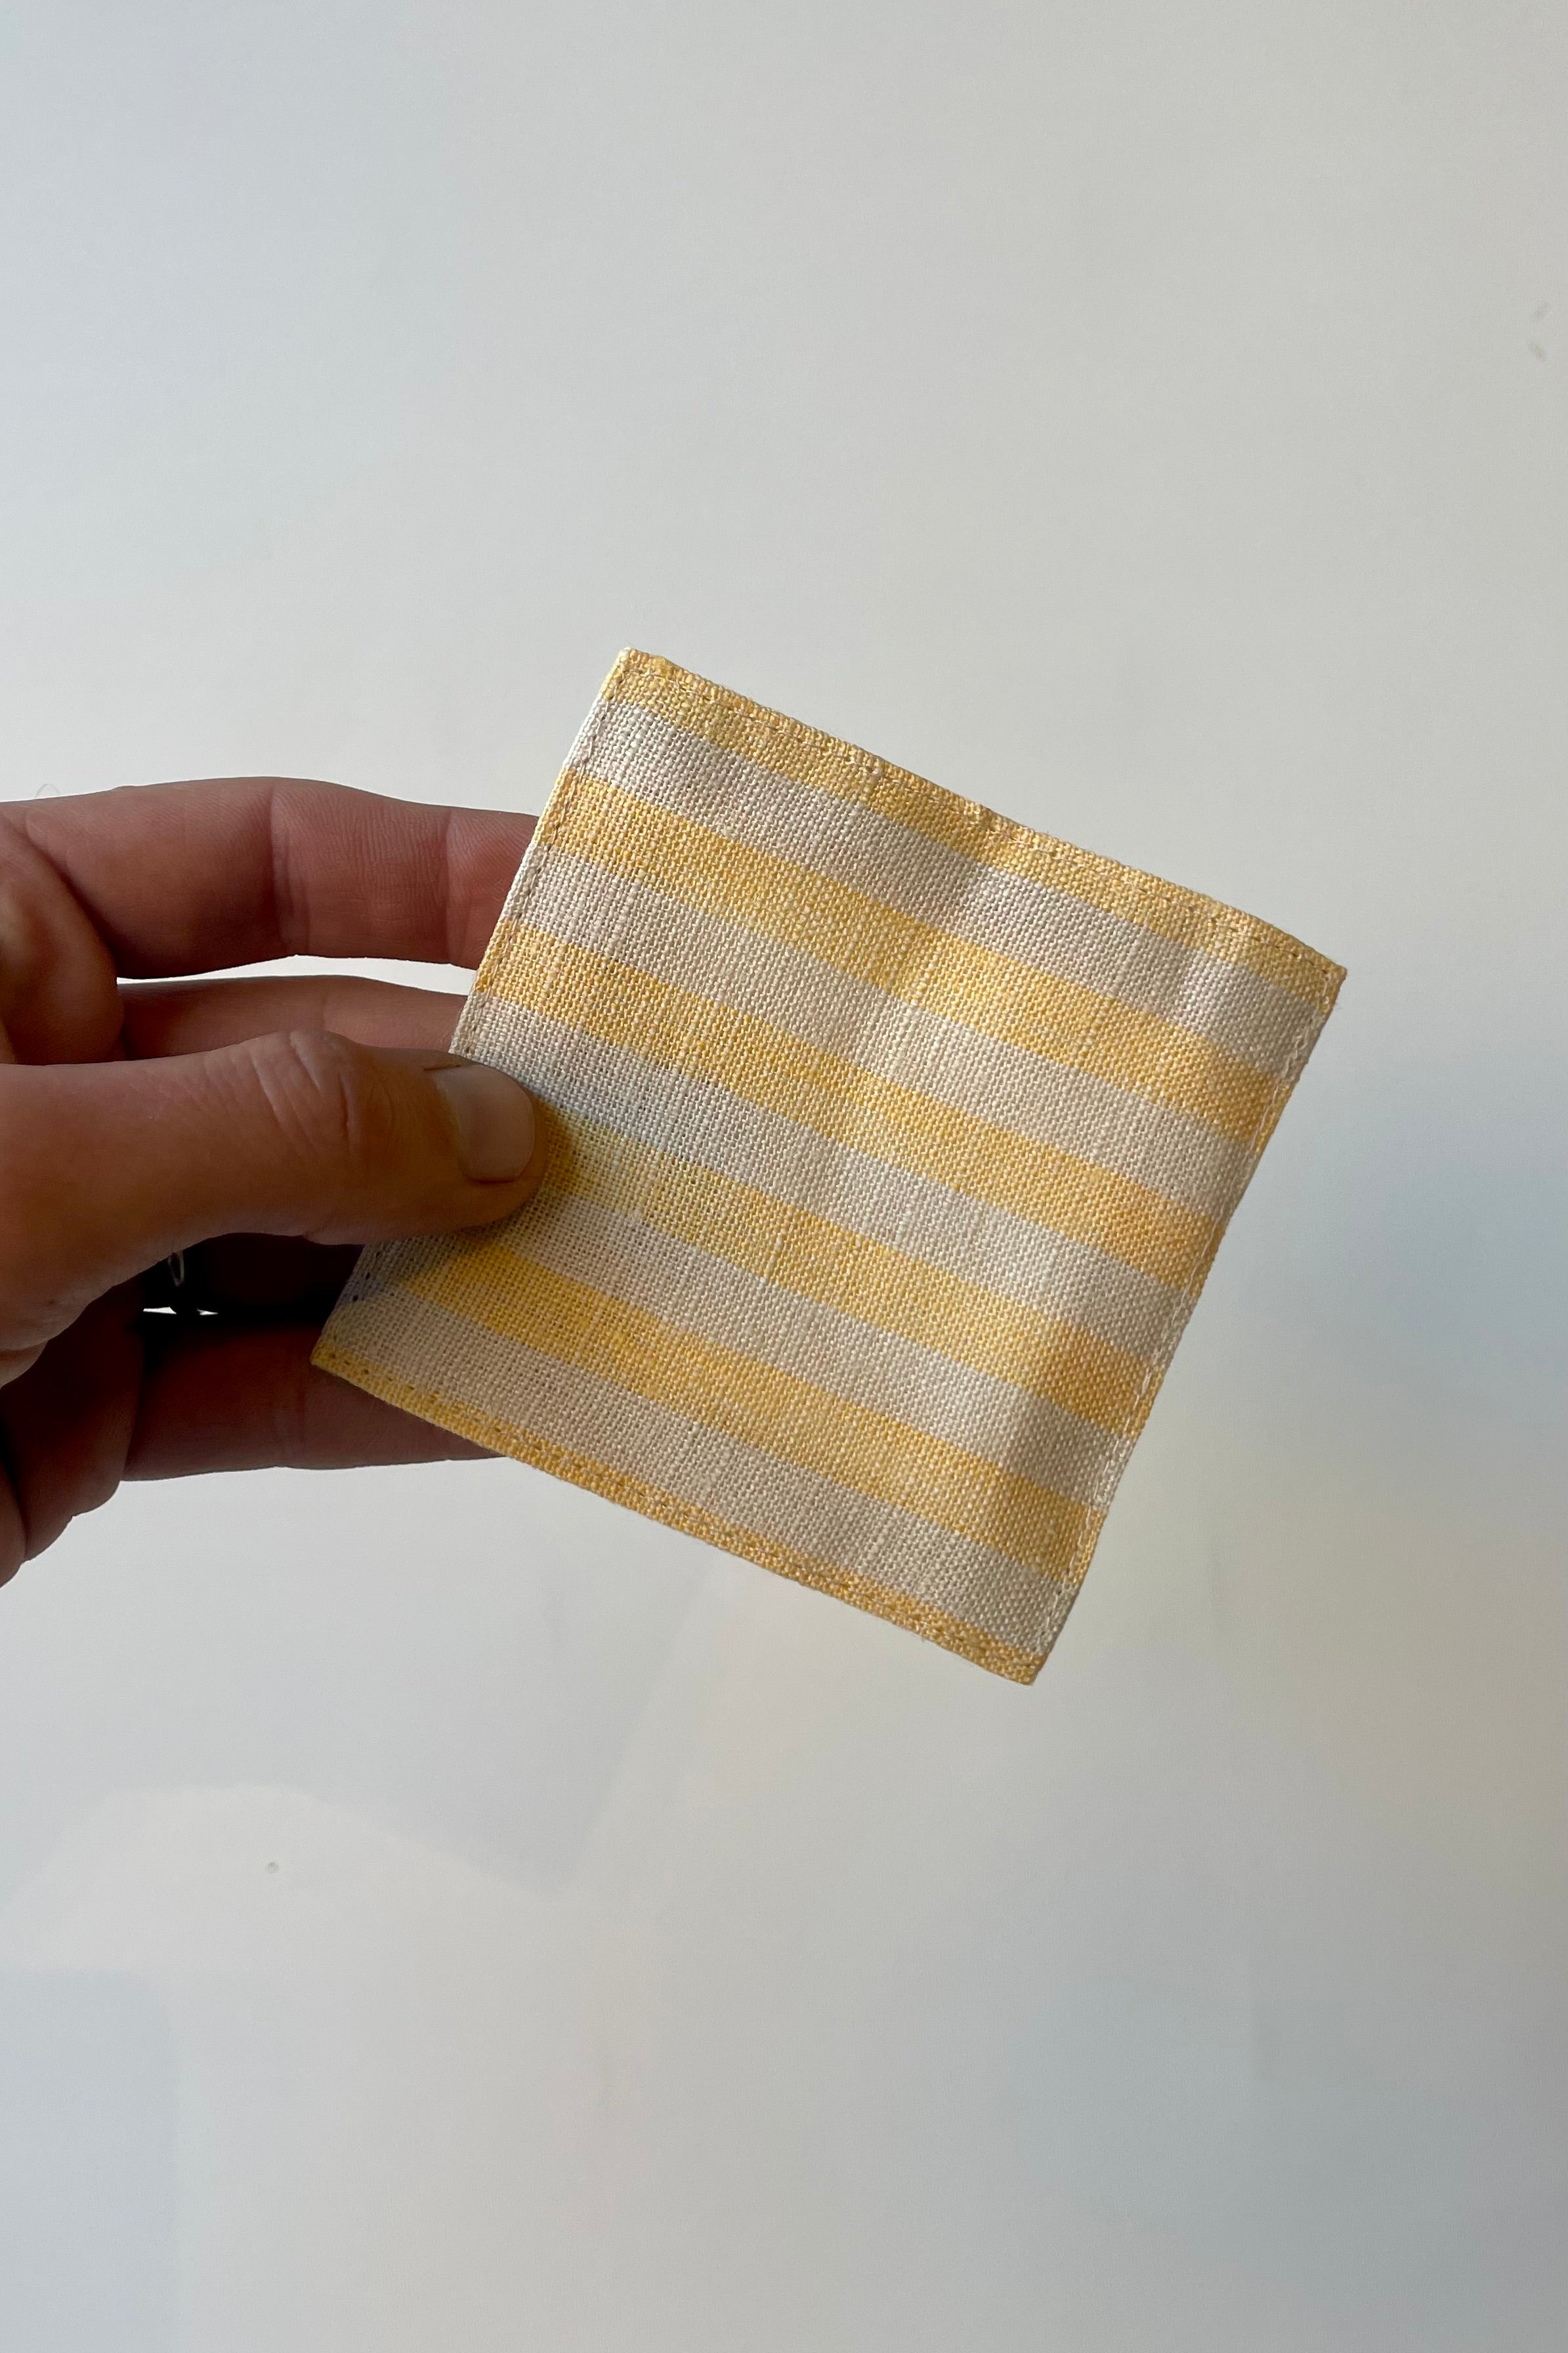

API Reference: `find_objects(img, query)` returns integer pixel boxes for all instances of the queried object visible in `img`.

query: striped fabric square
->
[314,651,1343,1682]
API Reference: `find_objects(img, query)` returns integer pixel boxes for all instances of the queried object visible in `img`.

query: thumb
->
[0,1030,541,1353]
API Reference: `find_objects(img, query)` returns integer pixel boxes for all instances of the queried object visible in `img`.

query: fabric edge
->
[311,1336,1049,1684]
[608,647,1347,1019]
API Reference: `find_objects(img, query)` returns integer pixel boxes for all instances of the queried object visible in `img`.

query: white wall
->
[0,5,1562,2347]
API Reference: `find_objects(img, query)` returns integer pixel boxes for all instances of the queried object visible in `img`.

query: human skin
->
[0,776,543,1583]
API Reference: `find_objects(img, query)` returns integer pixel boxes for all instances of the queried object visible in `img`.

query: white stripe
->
[490,1184,1134,1507]
[511,841,1258,1220]
[455,991,1190,1364]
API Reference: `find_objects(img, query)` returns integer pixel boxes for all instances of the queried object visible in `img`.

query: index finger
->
[5,777,535,976]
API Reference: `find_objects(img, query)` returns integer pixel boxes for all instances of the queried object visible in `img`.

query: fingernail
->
[433,1065,537,1182]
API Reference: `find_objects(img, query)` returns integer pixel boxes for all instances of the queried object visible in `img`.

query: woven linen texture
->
[314,651,1344,1682]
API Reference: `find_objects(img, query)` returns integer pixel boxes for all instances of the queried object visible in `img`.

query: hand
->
[0,775,543,1582]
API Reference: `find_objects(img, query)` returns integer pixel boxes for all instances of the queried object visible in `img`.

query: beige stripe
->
[542,1110,1160,1437]
[536,769,1286,1149]
[473,926,1217,1291]
[318,1284,1077,1666]
[487,1178,1134,1505]
[396,1235,1101,1574]
[599,649,1344,1018]
[454,995,1191,1362]
[572,695,1322,1080]
[514,839,1256,1220]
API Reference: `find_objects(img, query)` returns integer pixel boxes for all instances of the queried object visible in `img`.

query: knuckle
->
[0,817,120,1060]
[244,1030,411,1214]
[249,1029,393,1163]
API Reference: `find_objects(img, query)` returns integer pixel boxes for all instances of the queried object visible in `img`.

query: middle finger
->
[120,973,465,1058]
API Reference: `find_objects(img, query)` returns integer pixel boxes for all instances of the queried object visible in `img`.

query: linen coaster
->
[314,651,1344,1682]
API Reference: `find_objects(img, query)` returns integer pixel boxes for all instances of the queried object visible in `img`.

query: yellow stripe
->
[312,1340,1048,1682]
[540,1109,1160,1437]
[543,767,1285,1145]
[475,926,1216,1290]
[398,1239,1103,1576]
[599,649,1345,1020]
